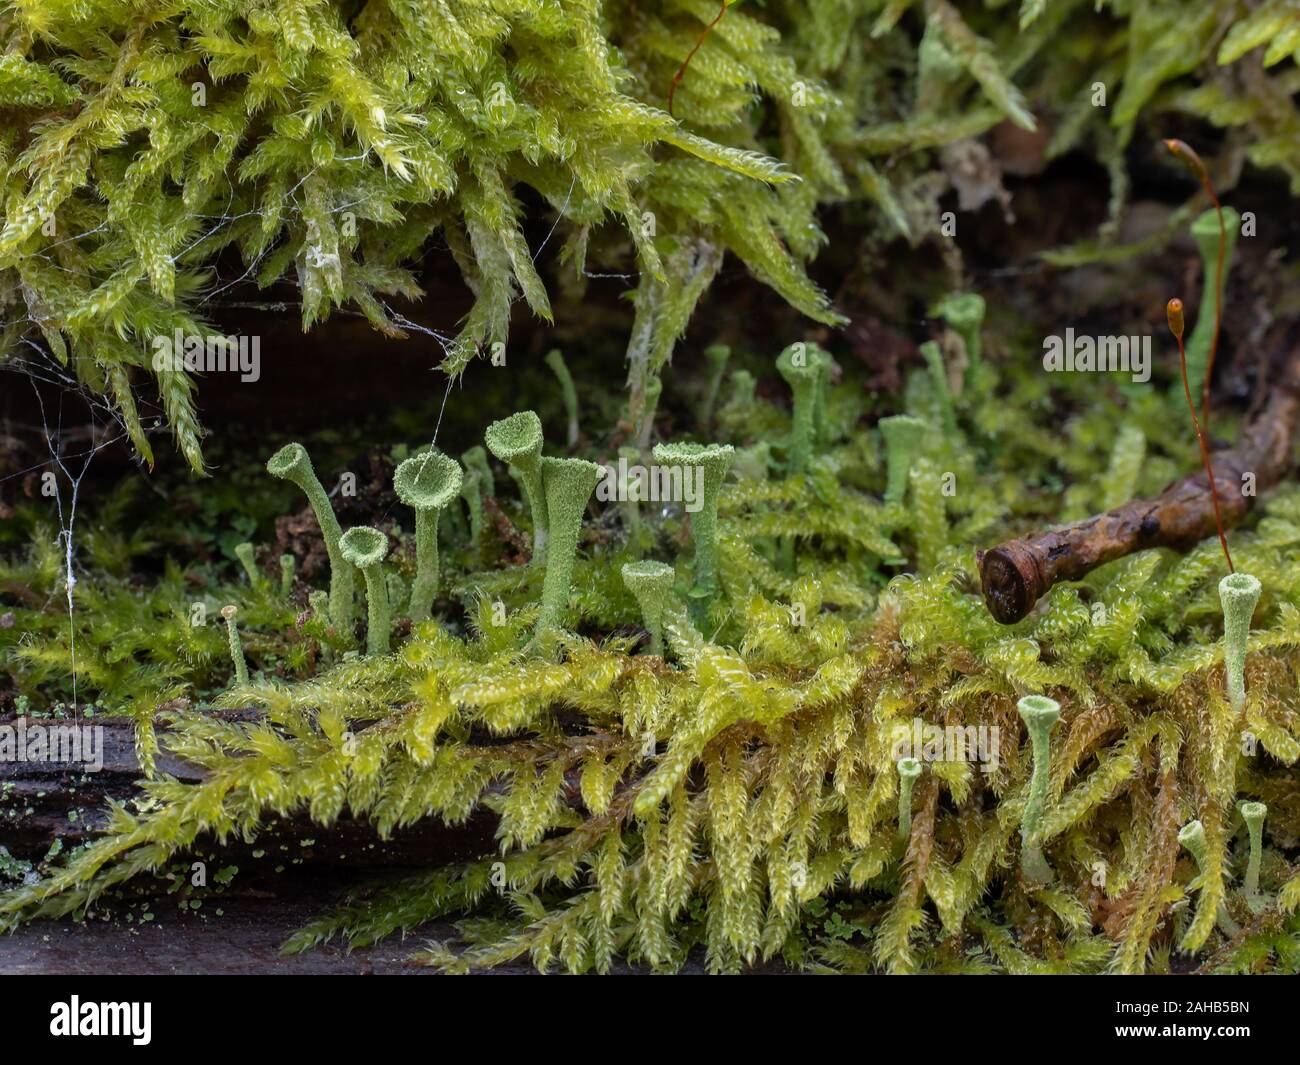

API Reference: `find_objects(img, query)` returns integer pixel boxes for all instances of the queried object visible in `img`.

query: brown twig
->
[667,0,728,117]
[978,320,1300,624]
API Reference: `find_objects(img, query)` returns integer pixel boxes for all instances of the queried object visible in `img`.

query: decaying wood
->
[0,714,496,863]
[979,320,1300,623]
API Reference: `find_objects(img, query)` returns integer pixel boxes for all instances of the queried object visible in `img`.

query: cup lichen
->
[532,456,603,652]
[651,442,734,606]
[394,449,463,621]
[896,756,922,843]
[485,411,547,567]
[878,414,925,504]
[621,560,675,657]
[266,443,355,632]
[221,604,249,687]
[1017,694,1060,883]
[1219,572,1261,714]
[339,526,391,656]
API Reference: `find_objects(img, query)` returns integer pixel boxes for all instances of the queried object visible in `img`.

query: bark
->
[0,714,496,863]
[978,320,1300,623]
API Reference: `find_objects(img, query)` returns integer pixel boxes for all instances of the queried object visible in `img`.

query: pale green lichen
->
[651,442,734,606]
[279,554,295,599]
[776,344,820,476]
[220,604,248,687]
[461,446,491,560]
[621,560,675,657]
[533,456,603,652]
[266,443,355,632]
[896,757,922,843]
[1017,694,1060,883]
[933,292,986,373]
[699,344,730,428]
[1179,819,1241,937]
[394,450,462,622]
[234,542,264,588]
[1185,207,1241,397]
[485,412,547,567]
[545,349,580,447]
[878,415,925,504]
[1239,800,1267,911]
[919,341,958,439]
[339,526,391,656]
[1219,572,1261,714]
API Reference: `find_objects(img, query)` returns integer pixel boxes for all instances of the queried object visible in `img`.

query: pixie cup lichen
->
[221,604,248,687]
[339,526,391,656]
[934,291,986,373]
[1178,819,1241,937]
[1239,800,1267,911]
[1017,694,1060,883]
[266,443,355,631]
[1186,206,1240,393]
[1219,572,1261,714]
[394,449,463,622]
[234,542,264,589]
[919,341,958,439]
[621,560,676,656]
[533,456,603,652]
[485,411,547,567]
[651,442,734,606]
[545,349,580,447]
[878,414,925,504]
[776,344,820,476]
[279,554,295,598]
[896,757,922,843]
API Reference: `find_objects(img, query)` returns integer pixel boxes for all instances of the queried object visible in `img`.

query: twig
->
[978,320,1300,624]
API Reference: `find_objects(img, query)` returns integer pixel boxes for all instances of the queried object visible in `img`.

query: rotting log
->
[979,320,1300,623]
[0,714,497,864]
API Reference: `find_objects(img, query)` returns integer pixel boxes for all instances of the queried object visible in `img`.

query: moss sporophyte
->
[393,450,463,621]
[339,526,391,656]
[267,443,355,632]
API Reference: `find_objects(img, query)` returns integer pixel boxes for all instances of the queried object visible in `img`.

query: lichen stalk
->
[266,443,355,632]
[339,526,391,656]
[1219,572,1260,714]
[1017,694,1060,883]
